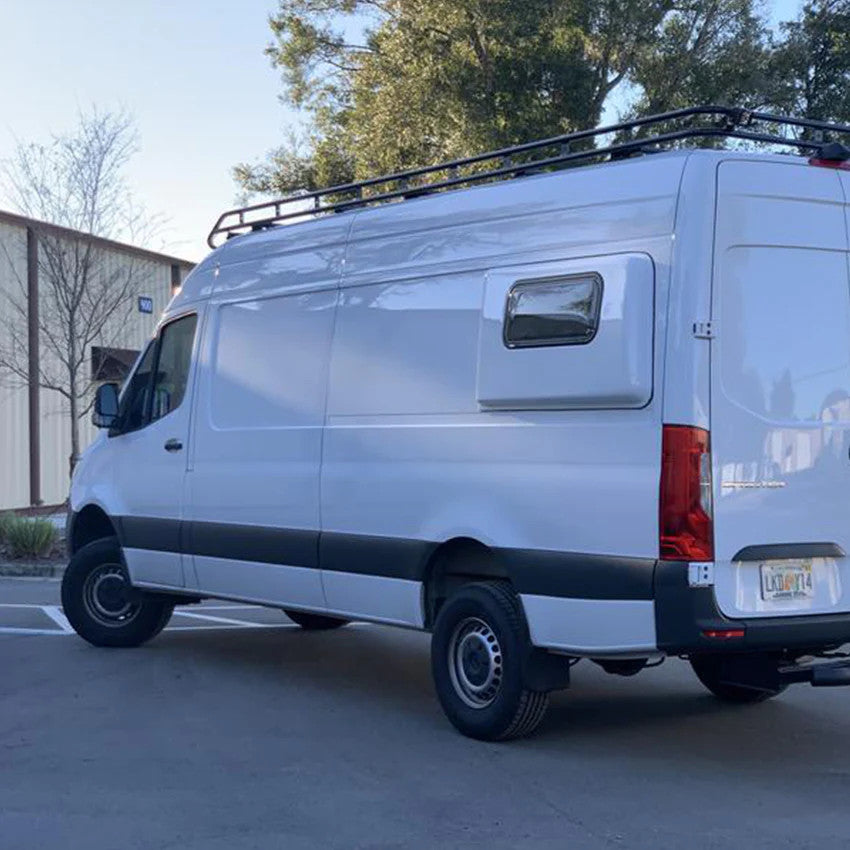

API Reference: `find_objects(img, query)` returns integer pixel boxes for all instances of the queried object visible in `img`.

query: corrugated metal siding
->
[0,222,30,509]
[0,216,190,509]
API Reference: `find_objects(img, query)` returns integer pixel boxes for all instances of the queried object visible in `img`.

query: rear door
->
[711,159,850,618]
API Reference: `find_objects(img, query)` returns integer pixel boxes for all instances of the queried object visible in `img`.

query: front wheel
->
[431,582,549,741]
[61,537,173,647]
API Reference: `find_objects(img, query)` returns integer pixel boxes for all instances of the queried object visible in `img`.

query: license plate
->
[760,561,814,601]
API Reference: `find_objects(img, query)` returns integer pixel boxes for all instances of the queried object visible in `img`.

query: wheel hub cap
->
[82,563,141,627]
[448,617,503,708]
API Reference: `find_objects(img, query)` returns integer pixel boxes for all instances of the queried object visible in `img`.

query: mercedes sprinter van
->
[63,108,850,739]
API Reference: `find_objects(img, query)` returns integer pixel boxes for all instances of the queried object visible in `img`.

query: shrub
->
[0,512,15,543]
[5,517,58,559]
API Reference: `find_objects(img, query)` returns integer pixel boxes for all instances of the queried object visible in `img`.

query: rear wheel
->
[431,581,549,741]
[61,537,173,647]
[283,609,350,630]
[690,653,787,703]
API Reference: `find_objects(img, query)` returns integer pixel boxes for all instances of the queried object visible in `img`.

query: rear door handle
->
[164,438,183,453]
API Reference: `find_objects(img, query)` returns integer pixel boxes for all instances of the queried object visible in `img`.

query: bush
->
[5,517,58,559]
[0,512,15,543]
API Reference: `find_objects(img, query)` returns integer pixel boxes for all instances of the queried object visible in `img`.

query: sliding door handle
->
[164,438,183,453]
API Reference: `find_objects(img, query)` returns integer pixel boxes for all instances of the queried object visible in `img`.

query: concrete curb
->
[0,560,66,578]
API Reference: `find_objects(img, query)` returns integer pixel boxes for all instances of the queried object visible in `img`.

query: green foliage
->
[769,0,850,125]
[628,0,771,116]
[236,0,850,199]
[238,0,689,194]
[0,512,15,543]
[5,517,59,559]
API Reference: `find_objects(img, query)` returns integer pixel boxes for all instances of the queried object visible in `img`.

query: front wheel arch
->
[68,504,118,555]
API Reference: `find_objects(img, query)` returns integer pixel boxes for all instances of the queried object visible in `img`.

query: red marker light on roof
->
[809,143,850,171]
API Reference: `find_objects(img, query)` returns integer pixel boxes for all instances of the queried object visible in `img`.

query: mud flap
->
[522,648,571,692]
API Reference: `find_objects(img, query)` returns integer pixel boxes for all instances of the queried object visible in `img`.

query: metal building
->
[0,210,194,509]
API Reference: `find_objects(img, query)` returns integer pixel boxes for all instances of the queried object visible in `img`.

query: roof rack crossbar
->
[208,106,850,248]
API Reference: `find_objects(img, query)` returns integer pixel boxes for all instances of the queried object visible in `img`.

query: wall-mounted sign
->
[138,296,154,314]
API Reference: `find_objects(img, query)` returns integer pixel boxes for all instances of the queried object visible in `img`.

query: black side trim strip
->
[320,532,436,580]
[732,542,845,562]
[499,549,656,600]
[116,516,655,600]
[117,517,318,568]
[118,516,182,554]
[187,521,318,568]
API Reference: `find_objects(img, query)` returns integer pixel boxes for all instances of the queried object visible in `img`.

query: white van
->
[63,107,850,740]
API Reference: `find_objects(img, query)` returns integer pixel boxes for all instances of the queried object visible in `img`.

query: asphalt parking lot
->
[3,576,850,850]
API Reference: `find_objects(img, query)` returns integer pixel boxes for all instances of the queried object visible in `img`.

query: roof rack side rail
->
[207,106,850,249]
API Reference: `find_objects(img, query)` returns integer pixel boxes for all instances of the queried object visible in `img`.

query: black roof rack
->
[208,105,850,248]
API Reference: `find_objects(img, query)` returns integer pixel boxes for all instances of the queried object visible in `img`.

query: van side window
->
[504,274,602,348]
[150,314,198,422]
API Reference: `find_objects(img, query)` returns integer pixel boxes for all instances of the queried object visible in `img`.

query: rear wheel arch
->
[70,505,118,555]
[422,537,509,629]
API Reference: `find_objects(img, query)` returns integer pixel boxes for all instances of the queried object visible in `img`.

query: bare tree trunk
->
[68,330,80,478]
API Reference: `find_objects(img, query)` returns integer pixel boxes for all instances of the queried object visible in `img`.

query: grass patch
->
[4,517,58,559]
[0,512,16,543]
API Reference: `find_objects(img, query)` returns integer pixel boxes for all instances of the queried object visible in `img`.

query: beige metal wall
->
[0,221,30,509]
[0,216,191,509]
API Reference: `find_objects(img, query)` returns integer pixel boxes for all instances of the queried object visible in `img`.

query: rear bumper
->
[655,560,850,654]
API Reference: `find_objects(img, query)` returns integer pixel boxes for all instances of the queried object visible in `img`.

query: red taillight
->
[659,425,714,561]
[809,157,850,171]
[701,629,745,640]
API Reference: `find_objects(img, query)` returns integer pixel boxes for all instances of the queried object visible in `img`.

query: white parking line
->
[166,624,299,632]
[172,610,270,627]
[0,601,376,637]
[0,604,51,609]
[42,606,73,633]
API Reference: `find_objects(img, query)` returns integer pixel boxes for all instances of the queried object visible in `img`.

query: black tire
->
[283,609,350,630]
[61,537,174,648]
[431,581,549,741]
[690,654,788,704]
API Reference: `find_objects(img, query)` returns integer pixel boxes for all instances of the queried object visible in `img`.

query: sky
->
[0,0,803,263]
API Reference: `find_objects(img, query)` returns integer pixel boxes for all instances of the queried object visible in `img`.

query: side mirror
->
[93,383,120,429]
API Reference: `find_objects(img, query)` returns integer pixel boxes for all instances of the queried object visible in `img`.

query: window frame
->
[110,311,198,437]
[148,312,198,425]
[502,272,603,350]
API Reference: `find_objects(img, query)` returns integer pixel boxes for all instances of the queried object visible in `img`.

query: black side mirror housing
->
[93,382,120,429]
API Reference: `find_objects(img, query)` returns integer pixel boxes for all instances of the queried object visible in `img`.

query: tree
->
[235,0,772,196]
[0,108,160,477]
[769,0,850,125]
[628,0,771,116]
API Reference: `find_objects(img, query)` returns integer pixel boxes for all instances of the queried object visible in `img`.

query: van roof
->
[207,105,850,250]
[175,140,845,308]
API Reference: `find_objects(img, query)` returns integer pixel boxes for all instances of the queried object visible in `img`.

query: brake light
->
[809,157,850,171]
[659,425,714,561]
[809,144,850,171]
[701,629,745,640]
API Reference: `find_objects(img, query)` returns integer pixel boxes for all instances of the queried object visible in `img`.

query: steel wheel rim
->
[82,563,141,627]
[447,617,503,709]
